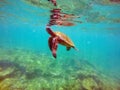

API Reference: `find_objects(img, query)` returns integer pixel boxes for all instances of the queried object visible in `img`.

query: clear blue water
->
[0,0,120,89]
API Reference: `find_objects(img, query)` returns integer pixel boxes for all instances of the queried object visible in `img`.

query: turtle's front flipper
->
[48,37,53,51]
[48,37,58,58]
[66,47,71,51]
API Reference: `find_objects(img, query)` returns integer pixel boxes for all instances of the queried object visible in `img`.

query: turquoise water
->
[0,0,120,90]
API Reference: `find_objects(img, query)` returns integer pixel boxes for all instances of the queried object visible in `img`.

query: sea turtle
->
[46,27,77,58]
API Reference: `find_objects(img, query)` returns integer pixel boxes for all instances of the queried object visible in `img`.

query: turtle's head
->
[46,25,56,37]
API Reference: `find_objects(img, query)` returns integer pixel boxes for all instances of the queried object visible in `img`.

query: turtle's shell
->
[54,32,75,47]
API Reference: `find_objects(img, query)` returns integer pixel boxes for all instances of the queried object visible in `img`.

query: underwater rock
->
[0,60,26,74]
[82,77,98,90]
[0,60,27,89]
[0,60,26,83]
[25,68,53,80]
[0,67,14,82]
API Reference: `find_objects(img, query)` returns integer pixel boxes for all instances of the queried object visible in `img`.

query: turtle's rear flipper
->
[66,47,71,51]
